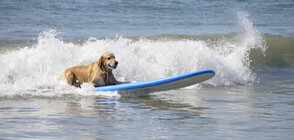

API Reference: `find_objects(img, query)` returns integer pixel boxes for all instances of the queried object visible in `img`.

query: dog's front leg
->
[108,73,130,85]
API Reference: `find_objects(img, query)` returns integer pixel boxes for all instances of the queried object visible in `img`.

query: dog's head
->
[98,52,118,71]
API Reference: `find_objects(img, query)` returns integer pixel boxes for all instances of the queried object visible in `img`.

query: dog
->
[60,52,129,88]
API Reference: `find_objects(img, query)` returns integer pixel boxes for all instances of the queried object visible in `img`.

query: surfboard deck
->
[95,70,215,93]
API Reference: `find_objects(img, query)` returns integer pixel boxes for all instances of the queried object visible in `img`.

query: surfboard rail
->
[96,70,215,92]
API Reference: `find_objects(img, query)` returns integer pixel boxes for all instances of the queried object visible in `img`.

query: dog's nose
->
[115,61,118,66]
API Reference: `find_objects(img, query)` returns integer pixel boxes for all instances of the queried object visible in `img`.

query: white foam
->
[0,12,266,97]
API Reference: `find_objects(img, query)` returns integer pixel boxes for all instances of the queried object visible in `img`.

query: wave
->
[259,35,294,67]
[135,34,294,68]
[0,11,277,97]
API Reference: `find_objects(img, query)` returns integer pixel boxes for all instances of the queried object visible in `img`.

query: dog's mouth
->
[108,64,117,69]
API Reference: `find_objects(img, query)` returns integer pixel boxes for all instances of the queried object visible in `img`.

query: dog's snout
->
[115,61,118,66]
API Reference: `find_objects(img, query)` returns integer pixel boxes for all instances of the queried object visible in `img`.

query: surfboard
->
[95,70,215,93]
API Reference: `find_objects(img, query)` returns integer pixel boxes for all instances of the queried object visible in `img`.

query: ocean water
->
[0,0,294,139]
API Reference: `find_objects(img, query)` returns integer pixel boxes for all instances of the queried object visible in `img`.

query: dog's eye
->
[107,57,111,60]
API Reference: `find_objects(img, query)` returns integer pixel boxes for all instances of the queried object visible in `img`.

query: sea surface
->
[0,0,294,139]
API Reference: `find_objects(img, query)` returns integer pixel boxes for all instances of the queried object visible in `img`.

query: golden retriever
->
[60,52,129,88]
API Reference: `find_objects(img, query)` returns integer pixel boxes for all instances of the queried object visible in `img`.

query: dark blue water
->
[1,0,293,42]
[0,0,294,139]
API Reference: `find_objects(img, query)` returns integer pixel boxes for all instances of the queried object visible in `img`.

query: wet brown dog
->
[60,52,129,87]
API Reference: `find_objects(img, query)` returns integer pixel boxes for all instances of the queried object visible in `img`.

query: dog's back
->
[60,65,91,87]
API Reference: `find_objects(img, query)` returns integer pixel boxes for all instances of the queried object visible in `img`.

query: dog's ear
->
[97,55,104,68]
[97,55,108,72]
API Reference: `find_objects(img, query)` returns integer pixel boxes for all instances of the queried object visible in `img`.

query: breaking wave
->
[0,11,269,97]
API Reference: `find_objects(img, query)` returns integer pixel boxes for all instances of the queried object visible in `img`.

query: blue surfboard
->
[96,70,215,93]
